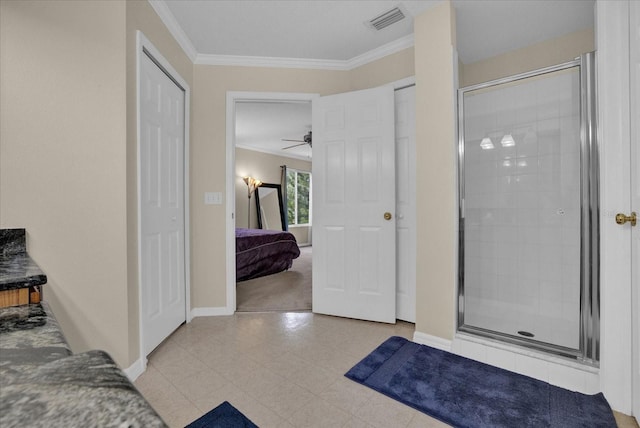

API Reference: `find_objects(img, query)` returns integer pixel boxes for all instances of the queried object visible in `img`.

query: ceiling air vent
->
[367,6,406,31]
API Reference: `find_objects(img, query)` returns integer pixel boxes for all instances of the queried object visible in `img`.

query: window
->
[286,169,311,226]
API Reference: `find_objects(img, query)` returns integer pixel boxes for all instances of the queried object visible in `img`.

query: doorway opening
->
[226,82,417,322]
[226,93,317,313]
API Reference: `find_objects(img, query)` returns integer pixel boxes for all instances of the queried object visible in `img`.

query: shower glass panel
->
[457,53,598,362]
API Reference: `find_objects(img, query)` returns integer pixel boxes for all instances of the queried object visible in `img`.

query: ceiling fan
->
[282,131,312,150]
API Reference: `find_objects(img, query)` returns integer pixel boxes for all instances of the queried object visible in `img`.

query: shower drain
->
[517,331,535,338]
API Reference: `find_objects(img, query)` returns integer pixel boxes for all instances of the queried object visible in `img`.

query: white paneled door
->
[312,85,396,323]
[140,52,186,355]
[395,85,417,323]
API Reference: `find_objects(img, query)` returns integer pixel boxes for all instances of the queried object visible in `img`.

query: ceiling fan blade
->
[281,139,304,143]
[282,142,308,150]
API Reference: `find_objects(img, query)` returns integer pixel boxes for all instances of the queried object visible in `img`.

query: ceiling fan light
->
[282,131,312,150]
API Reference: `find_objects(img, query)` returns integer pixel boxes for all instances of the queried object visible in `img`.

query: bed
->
[235,228,300,281]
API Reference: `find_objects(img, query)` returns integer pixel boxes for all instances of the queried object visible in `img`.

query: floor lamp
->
[243,176,262,228]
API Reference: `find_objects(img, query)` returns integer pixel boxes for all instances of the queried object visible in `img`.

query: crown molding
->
[147,0,198,62]
[346,34,414,69]
[148,0,415,70]
[196,35,415,70]
[195,54,347,71]
[235,144,312,162]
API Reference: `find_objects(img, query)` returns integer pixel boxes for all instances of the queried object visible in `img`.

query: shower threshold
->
[458,324,597,366]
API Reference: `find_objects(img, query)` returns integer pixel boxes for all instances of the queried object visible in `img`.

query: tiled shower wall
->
[461,67,582,349]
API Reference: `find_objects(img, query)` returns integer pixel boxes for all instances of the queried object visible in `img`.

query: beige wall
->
[461,28,594,87]
[191,44,420,308]
[0,0,195,369]
[235,148,311,230]
[414,1,458,340]
[0,1,129,363]
[191,47,417,308]
[125,0,194,365]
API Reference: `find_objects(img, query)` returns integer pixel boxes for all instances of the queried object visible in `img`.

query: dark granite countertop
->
[0,302,167,428]
[0,302,71,375]
[0,229,47,291]
[1,349,168,427]
[0,230,166,426]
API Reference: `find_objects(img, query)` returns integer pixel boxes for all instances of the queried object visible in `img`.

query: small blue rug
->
[185,401,258,428]
[345,336,616,428]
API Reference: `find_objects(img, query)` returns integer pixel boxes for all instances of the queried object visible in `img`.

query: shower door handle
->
[615,212,636,226]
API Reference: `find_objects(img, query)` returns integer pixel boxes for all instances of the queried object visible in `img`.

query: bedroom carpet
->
[345,336,617,428]
[236,246,311,312]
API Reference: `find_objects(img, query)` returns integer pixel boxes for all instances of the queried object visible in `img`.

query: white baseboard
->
[191,306,234,318]
[413,331,453,351]
[123,357,146,382]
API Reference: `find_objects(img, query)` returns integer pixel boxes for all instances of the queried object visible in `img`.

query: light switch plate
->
[204,192,222,205]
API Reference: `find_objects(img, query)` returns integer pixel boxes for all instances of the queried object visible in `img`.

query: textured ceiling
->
[162,0,594,64]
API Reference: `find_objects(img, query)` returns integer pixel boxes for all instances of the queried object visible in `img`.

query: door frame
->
[225,81,416,316]
[597,0,634,414]
[225,92,318,313]
[392,76,417,323]
[136,31,191,370]
[632,0,640,418]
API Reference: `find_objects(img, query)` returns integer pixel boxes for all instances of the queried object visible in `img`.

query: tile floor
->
[134,312,638,428]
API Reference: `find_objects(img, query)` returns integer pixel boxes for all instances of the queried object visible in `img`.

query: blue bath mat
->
[185,401,258,428]
[345,336,616,428]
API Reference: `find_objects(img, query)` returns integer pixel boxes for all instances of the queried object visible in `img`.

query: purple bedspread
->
[236,228,300,281]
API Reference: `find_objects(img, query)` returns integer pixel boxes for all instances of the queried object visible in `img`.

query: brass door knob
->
[384,212,392,221]
[615,212,637,226]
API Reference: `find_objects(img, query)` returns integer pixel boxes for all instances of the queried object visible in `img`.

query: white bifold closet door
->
[139,51,186,355]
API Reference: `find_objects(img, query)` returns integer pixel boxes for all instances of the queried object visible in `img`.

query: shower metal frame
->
[456,52,599,365]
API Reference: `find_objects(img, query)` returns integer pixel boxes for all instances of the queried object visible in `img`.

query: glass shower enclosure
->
[457,53,598,364]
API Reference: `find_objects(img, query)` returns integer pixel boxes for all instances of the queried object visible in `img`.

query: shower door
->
[457,53,598,362]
